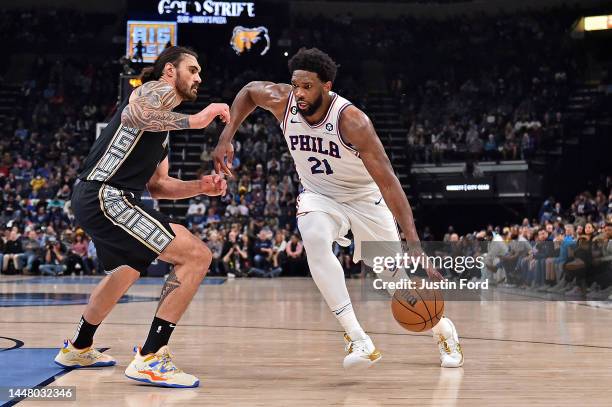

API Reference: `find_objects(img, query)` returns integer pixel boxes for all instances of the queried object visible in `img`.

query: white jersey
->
[280,91,380,202]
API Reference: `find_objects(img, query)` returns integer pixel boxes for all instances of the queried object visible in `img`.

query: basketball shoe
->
[343,332,382,369]
[434,318,464,368]
[125,345,199,388]
[54,339,116,368]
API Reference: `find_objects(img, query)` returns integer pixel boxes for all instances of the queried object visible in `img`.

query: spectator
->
[483,134,498,161]
[71,232,89,273]
[224,198,240,217]
[237,196,250,217]
[222,230,249,278]
[39,239,65,275]
[86,239,99,274]
[2,230,24,273]
[206,230,224,275]
[21,229,42,274]
[264,196,280,219]
[285,233,305,276]
[204,207,221,226]
[30,175,47,192]
[271,230,287,271]
[186,207,206,230]
[133,40,144,63]
[187,197,207,216]
[249,229,280,277]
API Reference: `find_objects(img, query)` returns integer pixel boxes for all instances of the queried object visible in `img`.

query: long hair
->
[139,46,198,83]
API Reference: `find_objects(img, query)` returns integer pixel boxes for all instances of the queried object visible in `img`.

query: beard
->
[176,71,198,101]
[297,91,323,117]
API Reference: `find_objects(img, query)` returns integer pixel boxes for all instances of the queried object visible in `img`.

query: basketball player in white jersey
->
[213,48,463,368]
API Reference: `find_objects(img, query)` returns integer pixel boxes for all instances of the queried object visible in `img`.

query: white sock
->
[298,212,366,340]
[332,300,366,340]
[431,316,453,338]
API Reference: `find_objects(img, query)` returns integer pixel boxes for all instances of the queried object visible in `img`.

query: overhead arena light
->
[584,15,612,31]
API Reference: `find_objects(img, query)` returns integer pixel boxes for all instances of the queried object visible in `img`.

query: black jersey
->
[78,96,170,192]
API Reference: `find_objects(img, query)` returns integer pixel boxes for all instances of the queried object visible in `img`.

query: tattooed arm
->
[121,81,231,131]
[121,81,189,131]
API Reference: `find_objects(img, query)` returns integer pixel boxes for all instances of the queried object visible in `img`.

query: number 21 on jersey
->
[308,156,333,175]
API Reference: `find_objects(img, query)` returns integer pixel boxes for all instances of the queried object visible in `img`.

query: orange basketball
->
[391,278,444,332]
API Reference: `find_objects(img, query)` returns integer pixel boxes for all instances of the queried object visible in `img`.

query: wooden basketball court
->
[1,275,611,406]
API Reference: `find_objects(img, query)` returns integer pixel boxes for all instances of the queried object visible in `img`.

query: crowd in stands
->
[0,8,116,56]
[0,23,119,274]
[291,11,579,164]
[430,178,612,298]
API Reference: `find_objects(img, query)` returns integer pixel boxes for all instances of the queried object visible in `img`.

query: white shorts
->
[296,190,402,264]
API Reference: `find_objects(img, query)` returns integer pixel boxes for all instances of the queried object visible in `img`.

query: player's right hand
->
[212,141,235,178]
[200,174,227,196]
[190,103,230,128]
[425,263,445,282]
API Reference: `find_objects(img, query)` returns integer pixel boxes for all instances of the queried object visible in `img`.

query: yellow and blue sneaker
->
[124,346,199,388]
[54,339,116,368]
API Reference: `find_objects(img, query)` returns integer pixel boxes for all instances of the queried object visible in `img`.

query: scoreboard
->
[126,20,178,63]
[126,0,287,63]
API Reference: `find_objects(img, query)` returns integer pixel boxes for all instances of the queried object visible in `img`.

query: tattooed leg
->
[154,263,207,322]
[155,224,212,323]
[156,270,182,313]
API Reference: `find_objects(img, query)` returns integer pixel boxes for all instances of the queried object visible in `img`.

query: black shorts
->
[72,180,176,274]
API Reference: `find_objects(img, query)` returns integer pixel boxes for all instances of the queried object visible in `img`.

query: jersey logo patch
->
[290,106,298,115]
[290,118,301,124]
[325,123,333,131]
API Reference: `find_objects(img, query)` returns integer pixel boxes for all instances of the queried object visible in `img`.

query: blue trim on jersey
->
[336,103,360,157]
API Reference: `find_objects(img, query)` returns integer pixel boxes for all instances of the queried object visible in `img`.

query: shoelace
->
[345,338,369,354]
[344,341,353,353]
[78,347,103,360]
[158,351,181,373]
[437,335,462,356]
[343,334,353,353]
[437,335,452,355]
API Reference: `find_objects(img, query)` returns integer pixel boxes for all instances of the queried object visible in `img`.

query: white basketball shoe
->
[343,331,382,369]
[54,339,116,368]
[125,346,199,388]
[433,318,464,368]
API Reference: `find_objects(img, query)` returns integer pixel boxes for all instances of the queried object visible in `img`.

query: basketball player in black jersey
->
[54,47,229,388]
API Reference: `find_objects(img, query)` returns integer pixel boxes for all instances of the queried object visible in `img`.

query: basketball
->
[391,279,444,332]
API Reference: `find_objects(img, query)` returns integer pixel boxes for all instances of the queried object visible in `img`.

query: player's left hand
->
[212,142,234,178]
[200,174,227,196]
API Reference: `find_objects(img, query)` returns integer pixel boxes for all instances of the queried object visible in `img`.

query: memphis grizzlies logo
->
[230,26,270,56]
